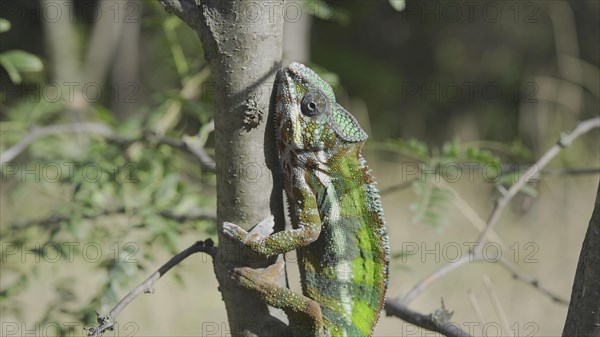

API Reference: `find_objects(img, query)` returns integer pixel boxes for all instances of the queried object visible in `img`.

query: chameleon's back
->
[275,63,390,337]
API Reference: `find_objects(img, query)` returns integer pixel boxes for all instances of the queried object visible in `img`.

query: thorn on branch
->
[429,298,454,325]
[385,299,472,337]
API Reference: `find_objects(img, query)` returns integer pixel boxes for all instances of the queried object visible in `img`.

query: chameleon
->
[223,62,390,337]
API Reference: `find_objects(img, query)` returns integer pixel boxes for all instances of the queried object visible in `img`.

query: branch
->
[0,123,115,165]
[10,207,216,230]
[380,178,417,195]
[385,299,473,337]
[476,117,600,247]
[143,130,216,171]
[85,240,216,337]
[159,208,217,222]
[0,122,216,171]
[157,0,203,30]
[400,255,471,304]
[497,257,569,305]
[399,253,569,307]
[397,118,599,306]
[544,167,600,176]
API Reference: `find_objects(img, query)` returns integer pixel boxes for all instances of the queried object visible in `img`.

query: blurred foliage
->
[0,18,43,84]
[382,137,533,229]
[0,4,217,329]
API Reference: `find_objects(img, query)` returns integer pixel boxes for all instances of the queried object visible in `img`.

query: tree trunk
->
[562,181,600,337]
[157,1,288,336]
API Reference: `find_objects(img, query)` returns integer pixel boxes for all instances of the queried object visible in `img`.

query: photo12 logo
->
[1,161,138,184]
[1,321,139,337]
[1,241,140,264]
[1,1,140,25]
[400,81,539,104]
[399,320,539,337]
[2,82,139,104]
[400,241,539,264]
[398,1,540,24]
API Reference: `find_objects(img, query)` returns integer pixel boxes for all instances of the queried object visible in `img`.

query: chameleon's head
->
[274,62,367,153]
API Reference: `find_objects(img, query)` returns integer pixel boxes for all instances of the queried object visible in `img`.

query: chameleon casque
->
[223,62,390,337]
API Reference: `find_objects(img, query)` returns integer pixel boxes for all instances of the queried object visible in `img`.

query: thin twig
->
[159,208,217,222]
[434,180,507,249]
[157,0,201,29]
[476,117,600,248]
[399,253,569,306]
[467,290,484,325]
[143,130,216,171]
[183,135,216,171]
[543,167,600,176]
[85,240,216,337]
[0,123,116,165]
[482,275,510,334]
[380,178,418,195]
[0,122,216,171]
[385,299,473,337]
[398,118,599,306]
[10,207,216,230]
[10,207,126,230]
[497,257,569,305]
[400,255,472,304]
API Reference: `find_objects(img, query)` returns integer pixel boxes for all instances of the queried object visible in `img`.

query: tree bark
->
[157,1,288,336]
[562,181,600,337]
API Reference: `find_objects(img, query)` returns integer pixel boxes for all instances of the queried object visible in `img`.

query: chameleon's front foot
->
[222,215,275,247]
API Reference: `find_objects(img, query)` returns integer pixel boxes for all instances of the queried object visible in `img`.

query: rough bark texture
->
[157,1,288,336]
[562,181,600,337]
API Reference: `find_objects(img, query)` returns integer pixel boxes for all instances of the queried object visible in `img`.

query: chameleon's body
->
[223,63,389,337]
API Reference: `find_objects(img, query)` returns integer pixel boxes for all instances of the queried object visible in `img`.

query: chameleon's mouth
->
[277,64,301,104]
[280,65,295,86]
[283,62,309,83]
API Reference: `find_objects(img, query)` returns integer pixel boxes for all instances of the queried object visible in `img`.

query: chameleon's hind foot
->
[231,262,326,337]
[231,260,284,285]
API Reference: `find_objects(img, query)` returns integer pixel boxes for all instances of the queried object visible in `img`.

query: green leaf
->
[411,180,452,228]
[0,50,44,84]
[0,18,11,33]
[389,0,406,12]
[386,138,429,161]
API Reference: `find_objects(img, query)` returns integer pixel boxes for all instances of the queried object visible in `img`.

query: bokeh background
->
[1,0,599,336]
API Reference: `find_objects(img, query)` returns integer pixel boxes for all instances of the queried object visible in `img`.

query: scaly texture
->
[223,62,389,337]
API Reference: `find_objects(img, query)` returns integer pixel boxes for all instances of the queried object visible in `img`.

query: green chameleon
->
[223,62,390,337]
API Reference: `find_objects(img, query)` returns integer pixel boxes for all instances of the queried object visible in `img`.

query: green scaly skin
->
[223,62,390,337]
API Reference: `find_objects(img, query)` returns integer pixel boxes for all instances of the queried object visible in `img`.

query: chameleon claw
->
[222,222,249,242]
[222,216,275,245]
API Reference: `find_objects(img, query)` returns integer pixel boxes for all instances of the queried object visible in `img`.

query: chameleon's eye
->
[300,91,329,117]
